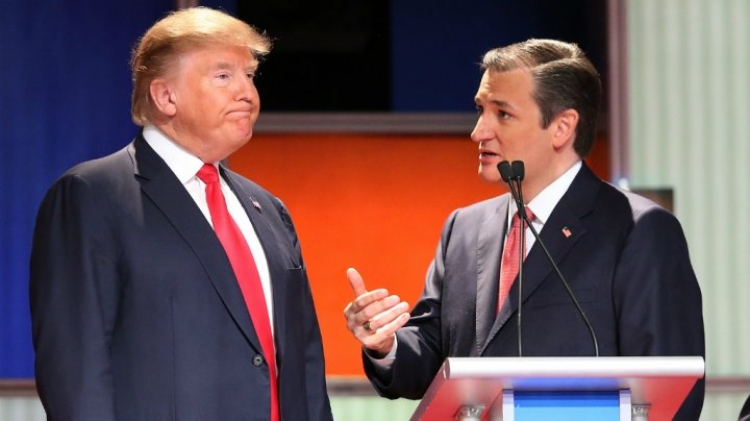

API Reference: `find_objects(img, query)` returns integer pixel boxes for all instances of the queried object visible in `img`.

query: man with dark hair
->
[343,38,705,419]
[30,7,332,420]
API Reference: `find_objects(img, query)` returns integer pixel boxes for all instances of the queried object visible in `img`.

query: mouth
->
[479,150,500,163]
[230,111,253,116]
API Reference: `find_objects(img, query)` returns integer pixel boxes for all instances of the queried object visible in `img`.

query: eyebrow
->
[475,98,516,111]
[213,61,234,70]
[211,61,258,72]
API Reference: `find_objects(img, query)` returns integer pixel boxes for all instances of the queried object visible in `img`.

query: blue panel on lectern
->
[514,391,620,421]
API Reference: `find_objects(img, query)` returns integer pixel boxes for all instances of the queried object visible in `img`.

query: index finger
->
[347,267,368,297]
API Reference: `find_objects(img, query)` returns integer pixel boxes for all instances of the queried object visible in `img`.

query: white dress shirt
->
[506,160,582,254]
[369,160,583,367]
[142,125,274,334]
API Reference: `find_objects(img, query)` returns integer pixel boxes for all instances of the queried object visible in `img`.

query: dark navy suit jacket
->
[364,163,705,420]
[30,134,333,420]
[740,393,750,421]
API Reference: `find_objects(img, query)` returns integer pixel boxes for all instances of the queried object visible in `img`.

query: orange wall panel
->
[230,132,609,377]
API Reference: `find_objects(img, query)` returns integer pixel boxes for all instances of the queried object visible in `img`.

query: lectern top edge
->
[413,356,704,421]
[443,356,705,379]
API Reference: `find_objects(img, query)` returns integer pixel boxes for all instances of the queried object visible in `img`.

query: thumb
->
[347,267,368,297]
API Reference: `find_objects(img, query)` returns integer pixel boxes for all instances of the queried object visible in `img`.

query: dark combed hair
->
[481,39,602,157]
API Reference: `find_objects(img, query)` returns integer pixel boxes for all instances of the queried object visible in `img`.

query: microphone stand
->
[498,160,600,357]
[498,161,527,356]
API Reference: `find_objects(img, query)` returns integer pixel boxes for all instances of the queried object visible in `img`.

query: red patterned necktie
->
[197,164,279,421]
[498,208,535,312]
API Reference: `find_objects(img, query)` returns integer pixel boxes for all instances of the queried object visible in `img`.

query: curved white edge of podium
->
[442,356,705,379]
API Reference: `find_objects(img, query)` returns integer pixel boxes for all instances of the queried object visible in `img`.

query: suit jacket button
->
[253,355,264,366]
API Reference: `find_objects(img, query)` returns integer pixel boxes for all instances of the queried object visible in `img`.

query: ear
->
[150,78,177,117]
[550,109,579,149]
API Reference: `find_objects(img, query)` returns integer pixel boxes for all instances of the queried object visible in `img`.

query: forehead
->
[177,45,257,71]
[475,68,536,106]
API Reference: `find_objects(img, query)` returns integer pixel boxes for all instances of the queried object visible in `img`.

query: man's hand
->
[343,268,410,357]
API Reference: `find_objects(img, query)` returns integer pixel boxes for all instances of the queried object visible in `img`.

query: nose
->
[235,75,258,102]
[470,115,491,144]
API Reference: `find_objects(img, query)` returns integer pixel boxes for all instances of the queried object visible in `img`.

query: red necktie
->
[197,164,279,421]
[498,208,535,312]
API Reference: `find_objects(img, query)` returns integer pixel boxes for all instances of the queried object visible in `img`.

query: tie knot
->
[197,163,219,184]
[514,207,535,224]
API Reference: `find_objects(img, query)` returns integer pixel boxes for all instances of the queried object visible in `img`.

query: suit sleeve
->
[29,173,119,420]
[613,206,705,420]
[363,210,457,399]
[300,266,334,421]
[276,201,333,420]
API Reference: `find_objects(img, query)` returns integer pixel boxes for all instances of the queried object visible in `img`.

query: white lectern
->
[410,356,704,421]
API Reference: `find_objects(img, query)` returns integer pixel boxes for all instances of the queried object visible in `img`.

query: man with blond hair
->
[30,7,333,420]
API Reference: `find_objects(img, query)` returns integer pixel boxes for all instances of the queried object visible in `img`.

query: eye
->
[246,71,256,79]
[498,110,511,119]
[216,73,230,80]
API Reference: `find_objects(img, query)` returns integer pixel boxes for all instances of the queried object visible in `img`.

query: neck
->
[520,157,580,204]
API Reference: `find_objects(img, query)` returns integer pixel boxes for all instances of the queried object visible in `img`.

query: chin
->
[231,119,255,138]
[231,128,254,144]
[478,168,502,185]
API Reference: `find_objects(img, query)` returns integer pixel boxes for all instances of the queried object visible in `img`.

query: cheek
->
[225,113,257,137]
[182,96,211,118]
[510,127,541,149]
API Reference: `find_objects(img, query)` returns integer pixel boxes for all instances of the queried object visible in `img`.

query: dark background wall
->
[0,0,170,378]
[0,0,605,378]
[239,0,606,112]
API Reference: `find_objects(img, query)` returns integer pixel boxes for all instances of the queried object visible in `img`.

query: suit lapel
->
[221,168,290,357]
[476,195,510,354]
[518,212,586,301]
[481,164,600,353]
[128,136,264,354]
[517,164,599,305]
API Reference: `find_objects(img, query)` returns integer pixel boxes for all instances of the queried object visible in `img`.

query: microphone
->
[498,161,525,217]
[498,160,527,212]
[498,160,527,356]
[498,160,514,182]
[496,160,600,357]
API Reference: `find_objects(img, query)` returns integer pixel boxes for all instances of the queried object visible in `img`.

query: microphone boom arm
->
[497,160,600,357]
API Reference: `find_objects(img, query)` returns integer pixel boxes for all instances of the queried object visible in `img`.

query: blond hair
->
[130,7,271,126]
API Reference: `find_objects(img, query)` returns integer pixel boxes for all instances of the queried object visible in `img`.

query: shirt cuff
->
[364,335,398,369]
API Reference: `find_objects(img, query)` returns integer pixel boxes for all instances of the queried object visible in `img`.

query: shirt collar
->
[508,160,582,225]
[142,125,210,184]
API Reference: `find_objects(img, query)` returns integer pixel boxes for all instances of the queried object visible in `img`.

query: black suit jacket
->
[740,393,750,421]
[30,134,333,420]
[364,163,705,420]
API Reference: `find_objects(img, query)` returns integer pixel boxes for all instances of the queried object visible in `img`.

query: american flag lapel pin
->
[250,196,262,211]
[562,227,572,238]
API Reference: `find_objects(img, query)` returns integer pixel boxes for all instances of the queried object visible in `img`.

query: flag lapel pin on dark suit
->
[250,197,262,211]
[562,227,572,238]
